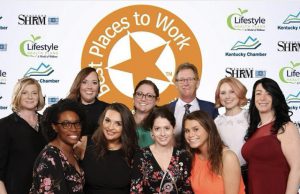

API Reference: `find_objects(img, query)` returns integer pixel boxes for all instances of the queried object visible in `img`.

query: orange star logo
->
[81,5,202,108]
[111,34,170,88]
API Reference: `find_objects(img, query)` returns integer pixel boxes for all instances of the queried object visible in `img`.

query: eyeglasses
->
[134,91,156,100]
[175,77,197,84]
[55,121,82,129]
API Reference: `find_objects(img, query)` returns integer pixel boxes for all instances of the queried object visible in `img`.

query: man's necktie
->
[184,104,191,117]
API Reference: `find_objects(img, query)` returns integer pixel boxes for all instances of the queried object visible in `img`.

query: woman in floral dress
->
[130,107,193,194]
[30,99,87,194]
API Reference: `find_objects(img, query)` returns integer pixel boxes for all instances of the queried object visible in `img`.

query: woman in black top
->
[67,67,109,135]
[0,77,46,194]
[80,103,137,194]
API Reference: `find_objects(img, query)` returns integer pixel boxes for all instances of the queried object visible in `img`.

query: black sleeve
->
[130,149,145,194]
[0,117,10,182]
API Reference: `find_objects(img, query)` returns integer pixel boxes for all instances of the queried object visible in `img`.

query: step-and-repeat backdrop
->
[0,1,299,127]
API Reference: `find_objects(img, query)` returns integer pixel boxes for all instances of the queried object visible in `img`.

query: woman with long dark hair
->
[184,110,245,194]
[80,103,137,194]
[242,77,300,194]
[130,107,192,193]
[67,67,109,136]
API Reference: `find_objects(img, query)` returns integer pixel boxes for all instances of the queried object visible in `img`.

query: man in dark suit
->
[165,62,219,146]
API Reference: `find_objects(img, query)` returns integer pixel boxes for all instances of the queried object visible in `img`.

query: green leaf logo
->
[227,8,247,30]
[20,34,41,57]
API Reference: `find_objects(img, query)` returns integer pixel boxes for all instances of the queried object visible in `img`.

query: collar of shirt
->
[177,98,199,111]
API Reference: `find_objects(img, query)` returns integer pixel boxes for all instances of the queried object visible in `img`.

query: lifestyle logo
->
[227,8,266,31]
[279,61,300,84]
[20,34,59,58]
[81,5,202,107]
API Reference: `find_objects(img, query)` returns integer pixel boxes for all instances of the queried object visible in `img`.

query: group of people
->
[0,63,299,194]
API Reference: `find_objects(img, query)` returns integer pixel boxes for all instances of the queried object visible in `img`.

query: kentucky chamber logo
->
[0,16,8,30]
[24,63,59,84]
[286,91,300,111]
[278,11,300,31]
[279,61,300,84]
[227,8,266,31]
[225,36,266,57]
[20,34,59,58]
[0,96,8,110]
[81,5,202,107]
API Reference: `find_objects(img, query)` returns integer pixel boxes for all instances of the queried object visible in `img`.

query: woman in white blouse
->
[214,77,249,193]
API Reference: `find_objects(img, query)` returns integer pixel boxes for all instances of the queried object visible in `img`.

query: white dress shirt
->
[174,98,200,138]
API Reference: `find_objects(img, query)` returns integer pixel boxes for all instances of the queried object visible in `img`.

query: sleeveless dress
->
[191,153,245,194]
[241,122,290,194]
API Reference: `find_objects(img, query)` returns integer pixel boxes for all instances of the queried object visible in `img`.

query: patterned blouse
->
[130,147,193,194]
[30,145,85,194]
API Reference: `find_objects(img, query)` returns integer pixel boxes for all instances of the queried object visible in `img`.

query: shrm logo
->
[18,14,59,25]
[278,41,300,52]
[225,67,266,78]
[0,43,7,51]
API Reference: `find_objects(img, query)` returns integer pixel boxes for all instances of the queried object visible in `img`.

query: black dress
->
[81,138,131,194]
[0,112,46,194]
[82,99,109,136]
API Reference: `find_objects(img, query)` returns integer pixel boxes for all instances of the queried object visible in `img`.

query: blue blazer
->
[166,98,219,119]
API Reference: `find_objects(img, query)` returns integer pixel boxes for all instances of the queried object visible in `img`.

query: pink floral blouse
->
[29,145,84,194]
[130,147,193,194]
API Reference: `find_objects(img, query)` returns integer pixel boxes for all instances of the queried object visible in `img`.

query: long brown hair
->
[66,67,99,102]
[92,103,137,165]
[183,110,225,174]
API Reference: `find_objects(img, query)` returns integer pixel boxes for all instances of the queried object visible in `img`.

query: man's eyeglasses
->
[175,77,197,84]
[134,91,156,100]
[55,121,82,129]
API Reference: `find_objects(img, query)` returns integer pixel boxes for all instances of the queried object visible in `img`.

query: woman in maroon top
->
[242,78,300,194]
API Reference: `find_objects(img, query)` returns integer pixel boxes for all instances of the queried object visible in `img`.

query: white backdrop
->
[0,1,299,128]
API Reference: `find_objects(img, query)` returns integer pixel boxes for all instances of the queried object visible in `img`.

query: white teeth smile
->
[69,135,78,139]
